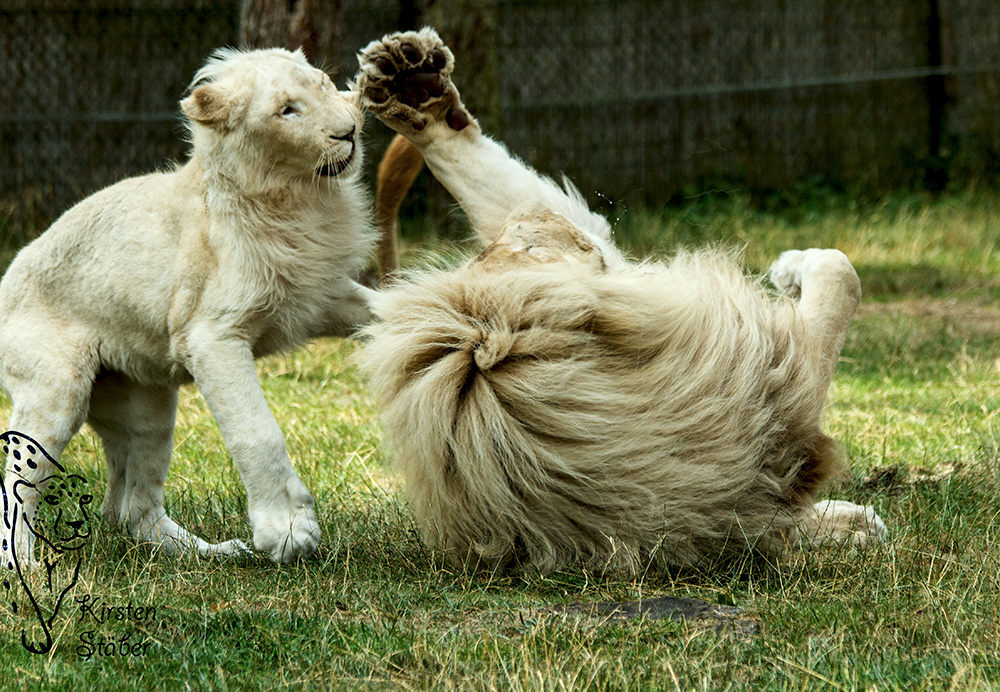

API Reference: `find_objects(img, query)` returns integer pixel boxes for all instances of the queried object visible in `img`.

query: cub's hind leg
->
[87,372,247,558]
[1,333,95,569]
[770,248,887,546]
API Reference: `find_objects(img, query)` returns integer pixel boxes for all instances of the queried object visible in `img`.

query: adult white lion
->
[356,29,886,573]
[0,47,374,565]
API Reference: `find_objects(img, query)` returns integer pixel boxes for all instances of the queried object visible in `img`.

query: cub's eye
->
[279,104,300,117]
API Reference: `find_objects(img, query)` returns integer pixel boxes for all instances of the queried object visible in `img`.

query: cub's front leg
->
[184,326,320,563]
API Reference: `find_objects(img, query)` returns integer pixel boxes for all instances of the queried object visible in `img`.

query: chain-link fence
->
[1,0,241,239]
[492,0,1000,207]
[2,0,999,238]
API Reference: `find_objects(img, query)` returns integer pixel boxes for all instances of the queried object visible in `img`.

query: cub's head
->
[181,48,363,189]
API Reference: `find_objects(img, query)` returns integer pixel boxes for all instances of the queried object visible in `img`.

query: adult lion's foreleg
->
[355,28,622,266]
[770,248,887,546]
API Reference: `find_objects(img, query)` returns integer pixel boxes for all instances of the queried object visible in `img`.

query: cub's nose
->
[330,127,355,142]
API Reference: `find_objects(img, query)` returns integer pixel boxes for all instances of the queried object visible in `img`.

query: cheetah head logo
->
[2,431,92,654]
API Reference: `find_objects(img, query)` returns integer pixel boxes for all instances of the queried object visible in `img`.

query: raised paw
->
[771,248,861,300]
[355,27,477,142]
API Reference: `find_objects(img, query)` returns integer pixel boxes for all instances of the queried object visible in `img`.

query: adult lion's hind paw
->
[769,250,807,299]
[356,28,475,139]
[770,248,857,301]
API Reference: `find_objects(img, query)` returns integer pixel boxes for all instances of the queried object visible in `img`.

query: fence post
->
[925,0,954,191]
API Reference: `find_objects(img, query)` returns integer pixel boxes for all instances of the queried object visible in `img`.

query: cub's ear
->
[181,84,232,127]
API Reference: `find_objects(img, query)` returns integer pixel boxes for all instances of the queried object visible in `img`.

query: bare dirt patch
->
[858,298,1000,334]
[535,596,760,637]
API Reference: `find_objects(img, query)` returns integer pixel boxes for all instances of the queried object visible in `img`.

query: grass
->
[2,187,1000,690]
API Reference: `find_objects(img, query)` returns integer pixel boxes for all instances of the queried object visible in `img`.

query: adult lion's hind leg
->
[771,248,861,388]
[770,248,887,546]
[375,135,425,284]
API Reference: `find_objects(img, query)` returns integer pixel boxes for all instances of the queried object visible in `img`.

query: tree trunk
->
[239,0,342,68]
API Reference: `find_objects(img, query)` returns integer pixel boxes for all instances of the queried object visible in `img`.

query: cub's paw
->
[355,27,477,141]
[249,481,320,563]
[199,538,251,558]
[251,506,320,563]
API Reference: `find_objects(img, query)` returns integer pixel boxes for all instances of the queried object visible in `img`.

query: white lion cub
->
[0,48,375,565]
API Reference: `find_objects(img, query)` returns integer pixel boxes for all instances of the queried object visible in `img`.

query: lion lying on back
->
[356,29,886,572]
[1,47,375,566]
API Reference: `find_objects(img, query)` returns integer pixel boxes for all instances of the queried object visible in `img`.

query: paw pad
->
[356,28,475,137]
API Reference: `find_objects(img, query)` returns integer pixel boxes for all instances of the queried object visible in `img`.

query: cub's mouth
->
[317,142,356,177]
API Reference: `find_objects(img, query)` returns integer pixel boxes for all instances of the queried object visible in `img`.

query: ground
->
[0,187,998,690]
